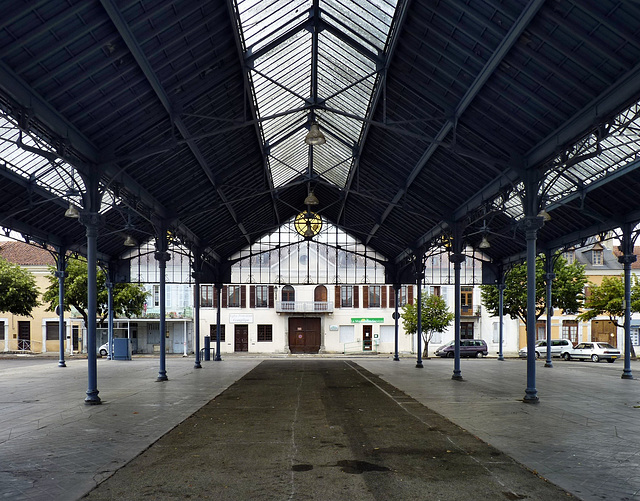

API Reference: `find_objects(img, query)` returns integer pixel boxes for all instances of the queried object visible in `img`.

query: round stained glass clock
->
[294,211,322,239]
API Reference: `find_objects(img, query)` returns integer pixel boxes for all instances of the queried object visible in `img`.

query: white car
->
[519,339,573,358]
[98,343,109,356]
[561,342,621,362]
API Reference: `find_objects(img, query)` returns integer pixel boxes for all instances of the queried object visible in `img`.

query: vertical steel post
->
[451,223,464,380]
[155,226,169,381]
[192,269,202,369]
[56,248,67,368]
[215,283,222,361]
[84,214,101,404]
[620,223,636,379]
[107,279,114,360]
[393,284,400,361]
[416,265,423,368]
[498,282,505,361]
[523,216,542,403]
[544,250,555,368]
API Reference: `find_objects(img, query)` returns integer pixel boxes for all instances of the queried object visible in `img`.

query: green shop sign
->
[351,318,384,324]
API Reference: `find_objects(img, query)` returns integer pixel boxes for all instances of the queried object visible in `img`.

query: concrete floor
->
[0,354,638,500]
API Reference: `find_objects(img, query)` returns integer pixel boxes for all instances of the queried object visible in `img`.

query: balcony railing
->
[461,305,481,316]
[276,301,334,313]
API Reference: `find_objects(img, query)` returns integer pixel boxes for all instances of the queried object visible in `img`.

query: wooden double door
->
[288,318,321,354]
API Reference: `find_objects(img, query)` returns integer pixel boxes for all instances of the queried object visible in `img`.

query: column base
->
[621,371,634,380]
[415,362,423,368]
[497,355,505,361]
[544,361,553,368]
[523,389,539,404]
[84,392,101,405]
[393,356,400,361]
[58,361,66,367]
[451,374,464,381]
[215,356,222,361]
[194,362,202,369]
[156,373,168,382]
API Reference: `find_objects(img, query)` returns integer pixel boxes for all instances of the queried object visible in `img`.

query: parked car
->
[98,343,109,356]
[435,339,488,358]
[561,342,620,362]
[519,339,573,358]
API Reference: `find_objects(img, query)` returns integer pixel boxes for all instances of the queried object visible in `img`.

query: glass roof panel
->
[234,0,400,190]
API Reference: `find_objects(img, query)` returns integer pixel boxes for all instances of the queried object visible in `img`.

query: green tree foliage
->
[43,257,148,326]
[0,256,40,316]
[577,275,640,357]
[480,253,587,327]
[402,293,454,357]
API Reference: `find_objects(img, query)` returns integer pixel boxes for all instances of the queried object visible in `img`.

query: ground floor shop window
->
[257,324,272,342]
[209,324,225,341]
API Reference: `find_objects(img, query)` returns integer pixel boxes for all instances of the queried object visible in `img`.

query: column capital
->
[618,254,637,265]
[448,253,465,265]
[545,272,556,280]
[191,271,204,282]
[54,270,68,279]
[154,251,171,262]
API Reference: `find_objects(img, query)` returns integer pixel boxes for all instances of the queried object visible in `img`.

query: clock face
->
[294,211,322,238]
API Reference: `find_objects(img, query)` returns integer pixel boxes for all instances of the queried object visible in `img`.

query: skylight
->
[233,0,399,189]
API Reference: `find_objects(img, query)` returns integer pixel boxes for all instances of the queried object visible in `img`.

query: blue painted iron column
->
[497,281,505,361]
[155,227,169,381]
[523,216,542,403]
[393,283,400,361]
[215,283,222,361]
[619,222,636,380]
[192,268,202,369]
[56,247,67,368]
[416,261,423,368]
[451,223,464,380]
[83,211,101,404]
[544,250,555,368]
[106,278,114,360]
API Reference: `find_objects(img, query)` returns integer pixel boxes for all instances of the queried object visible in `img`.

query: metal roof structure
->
[2,0,640,280]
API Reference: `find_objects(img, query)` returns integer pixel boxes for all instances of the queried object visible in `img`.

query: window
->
[592,249,603,265]
[282,285,295,302]
[398,285,410,307]
[368,286,381,308]
[461,286,473,314]
[257,324,272,342]
[153,285,160,307]
[46,321,65,341]
[429,286,441,297]
[562,321,579,346]
[341,285,353,307]
[228,285,241,307]
[255,285,268,308]
[209,324,225,342]
[201,285,213,307]
[563,250,575,265]
[631,326,639,346]
[536,321,546,341]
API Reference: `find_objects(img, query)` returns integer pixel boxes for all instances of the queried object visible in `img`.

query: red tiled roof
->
[611,246,640,269]
[0,241,56,266]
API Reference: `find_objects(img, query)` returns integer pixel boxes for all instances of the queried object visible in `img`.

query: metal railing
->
[276,301,334,313]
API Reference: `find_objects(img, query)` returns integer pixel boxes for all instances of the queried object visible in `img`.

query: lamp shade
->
[303,191,319,205]
[304,122,326,145]
[537,208,551,221]
[478,235,490,249]
[64,203,80,218]
[123,234,137,247]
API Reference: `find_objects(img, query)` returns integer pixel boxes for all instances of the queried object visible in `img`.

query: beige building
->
[0,241,84,353]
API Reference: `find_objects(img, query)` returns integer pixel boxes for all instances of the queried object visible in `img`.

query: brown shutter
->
[250,285,255,308]
[268,286,274,308]
[334,286,340,308]
[241,285,246,308]
[363,286,369,308]
[222,286,227,308]
[354,286,359,308]
[408,285,414,305]
[213,286,218,308]
[388,286,395,308]
[381,286,387,308]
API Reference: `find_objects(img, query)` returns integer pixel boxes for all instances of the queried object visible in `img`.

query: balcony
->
[276,301,334,313]
[461,305,481,316]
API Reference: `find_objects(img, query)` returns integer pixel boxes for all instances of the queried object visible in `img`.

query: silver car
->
[561,342,620,363]
[519,339,573,358]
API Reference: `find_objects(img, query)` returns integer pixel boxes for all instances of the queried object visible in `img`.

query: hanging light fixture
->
[304,190,319,206]
[64,202,80,218]
[304,122,326,145]
[537,208,551,221]
[123,234,137,247]
[478,234,491,249]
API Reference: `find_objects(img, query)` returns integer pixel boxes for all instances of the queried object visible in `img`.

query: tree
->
[43,257,148,326]
[576,275,640,357]
[0,256,40,316]
[402,293,454,357]
[480,253,587,327]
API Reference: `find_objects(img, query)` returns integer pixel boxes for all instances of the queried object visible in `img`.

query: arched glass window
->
[282,285,295,302]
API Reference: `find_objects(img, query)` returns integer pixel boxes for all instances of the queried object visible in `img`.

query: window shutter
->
[213,287,218,308]
[381,286,387,308]
[408,285,414,305]
[388,286,395,308]
[268,286,274,308]
[241,285,246,308]
[354,286,359,308]
[250,286,255,308]
[363,286,369,308]
[222,286,227,308]
[334,286,341,308]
